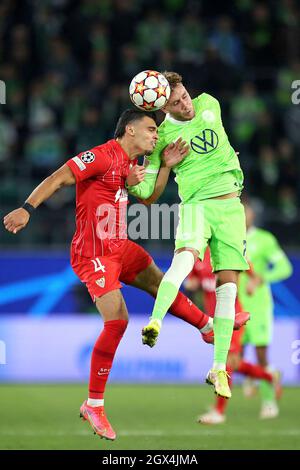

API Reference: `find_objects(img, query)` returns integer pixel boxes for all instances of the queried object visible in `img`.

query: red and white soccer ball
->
[129,70,171,111]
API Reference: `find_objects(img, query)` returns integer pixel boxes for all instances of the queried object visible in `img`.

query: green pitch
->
[0,384,299,450]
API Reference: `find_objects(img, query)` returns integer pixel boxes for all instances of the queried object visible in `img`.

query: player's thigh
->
[243,309,272,348]
[95,289,129,322]
[71,252,122,302]
[175,202,210,260]
[215,270,239,286]
[130,261,164,296]
[119,240,153,286]
[208,197,248,272]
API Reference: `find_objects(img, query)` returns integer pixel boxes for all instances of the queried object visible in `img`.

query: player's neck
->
[116,137,141,160]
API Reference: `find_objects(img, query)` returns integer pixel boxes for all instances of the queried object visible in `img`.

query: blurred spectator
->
[276,61,300,108]
[135,10,172,64]
[0,112,17,163]
[176,13,205,65]
[24,111,65,179]
[277,185,298,223]
[230,82,266,148]
[75,107,106,153]
[209,16,244,67]
[255,146,280,207]
[197,45,239,99]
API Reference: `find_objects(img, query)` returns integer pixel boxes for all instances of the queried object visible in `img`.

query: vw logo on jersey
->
[81,151,95,163]
[190,129,219,154]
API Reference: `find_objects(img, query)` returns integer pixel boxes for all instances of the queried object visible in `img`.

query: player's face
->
[133,116,158,155]
[163,84,195,121]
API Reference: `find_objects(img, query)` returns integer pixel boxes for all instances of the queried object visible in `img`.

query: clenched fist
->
[126,164,145,186]
[3,208,30,234]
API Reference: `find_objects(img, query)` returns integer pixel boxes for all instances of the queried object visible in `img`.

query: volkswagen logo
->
[190,129,219,154]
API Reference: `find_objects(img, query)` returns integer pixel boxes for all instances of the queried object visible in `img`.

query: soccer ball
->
[129,70,171,111]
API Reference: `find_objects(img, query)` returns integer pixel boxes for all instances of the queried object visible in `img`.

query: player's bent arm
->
[127,161,160,199]
[3,164,75,234]
[141,165,171,205]
[263,250,293,283]
[127,141,163,199]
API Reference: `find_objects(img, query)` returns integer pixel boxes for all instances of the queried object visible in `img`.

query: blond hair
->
[161,71,183,91]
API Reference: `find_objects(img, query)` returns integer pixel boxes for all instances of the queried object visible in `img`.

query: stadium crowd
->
[1,0,300,247]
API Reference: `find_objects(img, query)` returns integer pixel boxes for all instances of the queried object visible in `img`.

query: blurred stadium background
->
[1,0,300,450]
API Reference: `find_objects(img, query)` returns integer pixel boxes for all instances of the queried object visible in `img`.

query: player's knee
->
[118,318,129,334]
[215,282,237,301]
[163,250,195,289]
[216,271,239,287]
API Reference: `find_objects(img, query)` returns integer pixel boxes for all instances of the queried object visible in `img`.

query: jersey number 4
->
[91,258,106,273]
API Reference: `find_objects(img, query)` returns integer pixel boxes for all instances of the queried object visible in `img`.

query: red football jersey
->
[67,139,136,258]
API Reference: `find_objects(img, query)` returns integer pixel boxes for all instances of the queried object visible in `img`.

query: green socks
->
[260,378,275,402]
[213,317,235,366]
[151,281,179,321]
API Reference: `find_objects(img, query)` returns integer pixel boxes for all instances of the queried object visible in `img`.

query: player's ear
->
[126,124,135,136]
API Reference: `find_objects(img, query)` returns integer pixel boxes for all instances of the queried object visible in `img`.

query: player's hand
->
[3,208,30,234]
[126,165,145,186]
[162,138,190,168]
[246,274,263,295]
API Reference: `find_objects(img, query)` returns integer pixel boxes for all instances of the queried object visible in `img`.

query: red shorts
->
[229,326,244,355]
[71,239,153,301]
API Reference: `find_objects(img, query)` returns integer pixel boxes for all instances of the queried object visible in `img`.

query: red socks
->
[169,291,209,330]
[237,360,273,382]
[89,319,128,399]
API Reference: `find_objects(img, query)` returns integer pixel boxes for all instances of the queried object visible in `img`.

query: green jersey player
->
[239,201,292,419]
[128,72,249,399]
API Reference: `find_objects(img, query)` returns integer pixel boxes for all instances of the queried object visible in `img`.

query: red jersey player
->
[5,109,241,440]
[185,248,279,424]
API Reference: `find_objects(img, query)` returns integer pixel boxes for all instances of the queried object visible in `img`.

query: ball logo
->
[81,151,95,163]
[190,129,218,154]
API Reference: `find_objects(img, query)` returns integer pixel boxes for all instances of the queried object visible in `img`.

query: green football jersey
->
[239,227,292,312]
[128,93,243,202]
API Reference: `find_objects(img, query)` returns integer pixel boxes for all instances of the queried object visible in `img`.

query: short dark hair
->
[114,109,157,138]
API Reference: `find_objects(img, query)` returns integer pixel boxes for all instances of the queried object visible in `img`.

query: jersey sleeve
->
[66,148,111,182]
[127,144,162,199]
[262,233,293,283]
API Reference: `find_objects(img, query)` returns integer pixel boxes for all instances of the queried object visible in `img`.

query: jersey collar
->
[165,113,195,125]
[112,139,130,160]
[247,226,257,235]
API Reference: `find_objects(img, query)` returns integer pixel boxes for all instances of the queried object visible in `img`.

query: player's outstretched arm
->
[3,164,76,234]
[138,139,189,204]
